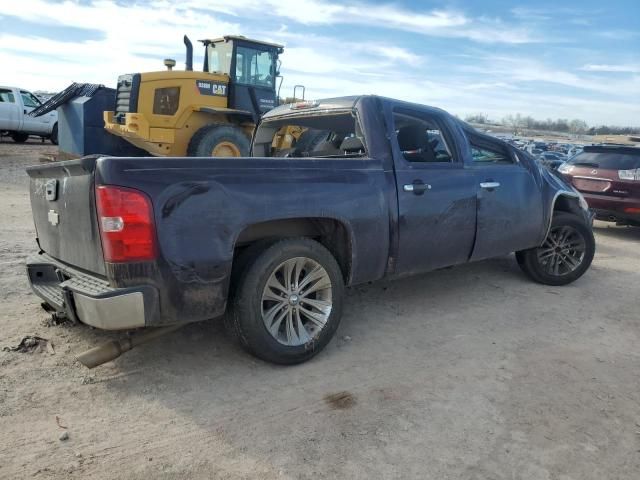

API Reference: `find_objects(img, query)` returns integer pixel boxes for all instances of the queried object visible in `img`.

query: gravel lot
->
[1,141,638,479]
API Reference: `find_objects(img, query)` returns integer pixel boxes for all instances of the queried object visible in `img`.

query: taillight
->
[95,185,157,262]
[618,168,640,181]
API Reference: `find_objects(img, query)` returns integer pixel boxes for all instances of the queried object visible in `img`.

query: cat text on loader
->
[103,35,283,156]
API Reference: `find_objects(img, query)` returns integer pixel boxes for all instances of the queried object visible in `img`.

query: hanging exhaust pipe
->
[76,325,183,369]
[184,35,193,71]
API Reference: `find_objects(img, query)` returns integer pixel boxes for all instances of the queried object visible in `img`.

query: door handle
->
[480,181,500,189]
[403,181,431,195]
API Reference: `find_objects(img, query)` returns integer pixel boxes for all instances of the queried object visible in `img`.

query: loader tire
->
[187,124,250,157]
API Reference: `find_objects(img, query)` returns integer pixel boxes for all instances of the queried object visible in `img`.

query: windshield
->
[206,42,233,74]
[568,151,640,170]
[235,46,276,88]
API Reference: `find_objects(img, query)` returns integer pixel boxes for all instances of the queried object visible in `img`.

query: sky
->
[0,0,638,126]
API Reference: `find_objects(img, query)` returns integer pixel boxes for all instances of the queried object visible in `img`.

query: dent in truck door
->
[467,135,544,261]
[390,108,477,275]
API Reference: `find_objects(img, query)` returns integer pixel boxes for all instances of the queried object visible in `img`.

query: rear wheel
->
[187,124,250,157]
[516,212,595,286]
[11,132,29,143]
[228,238,344,364]
[50,123,58,145]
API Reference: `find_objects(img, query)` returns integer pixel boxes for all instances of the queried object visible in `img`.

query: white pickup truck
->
[0,86,58,144]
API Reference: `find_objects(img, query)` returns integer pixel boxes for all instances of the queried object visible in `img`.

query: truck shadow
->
[81,254,527,382]
[63,251,621,477]
[592,222,640,242]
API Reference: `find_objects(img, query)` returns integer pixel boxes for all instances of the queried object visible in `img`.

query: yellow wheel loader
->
[103,35,284,157]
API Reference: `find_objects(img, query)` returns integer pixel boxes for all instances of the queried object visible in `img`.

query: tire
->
[11,132,29,143]
[187,124,250,157]
[516,212,595,286]
[50,123,58,145]
[228,238,345,364]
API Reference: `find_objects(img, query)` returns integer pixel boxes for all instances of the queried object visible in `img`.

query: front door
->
[391,108,477,276]
[20,90,51,134]
[467,135,543,261]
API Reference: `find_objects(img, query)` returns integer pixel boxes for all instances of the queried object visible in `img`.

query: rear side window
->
[0,89,15,103]
[569,151,640,170]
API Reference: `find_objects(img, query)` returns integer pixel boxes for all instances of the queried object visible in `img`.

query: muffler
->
[76,325,182,368]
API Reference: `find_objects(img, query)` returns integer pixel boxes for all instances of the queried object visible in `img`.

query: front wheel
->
[11,132,29,143]
[516,212,595,286]
[50,123,58,145]
[228,238,345,364]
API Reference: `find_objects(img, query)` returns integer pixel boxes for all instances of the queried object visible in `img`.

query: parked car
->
[25,95,595,365]
[538,151,567,170]
[559,145,640,226]
[567,146,583,159]
[0,86,58,144]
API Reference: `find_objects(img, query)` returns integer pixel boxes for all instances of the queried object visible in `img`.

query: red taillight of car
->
[95,185,157,262]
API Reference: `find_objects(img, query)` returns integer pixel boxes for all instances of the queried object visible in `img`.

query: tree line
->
[464,113,640,135]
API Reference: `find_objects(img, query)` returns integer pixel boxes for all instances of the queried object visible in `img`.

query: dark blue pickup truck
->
[26,96,595,365]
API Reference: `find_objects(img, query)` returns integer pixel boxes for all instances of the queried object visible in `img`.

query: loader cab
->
[202,36,283,118]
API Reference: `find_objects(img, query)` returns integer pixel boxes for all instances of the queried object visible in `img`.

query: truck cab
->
[0,86,58,144]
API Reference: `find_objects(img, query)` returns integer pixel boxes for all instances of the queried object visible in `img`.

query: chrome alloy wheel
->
[261,257,333,346]
[537,225,586,276]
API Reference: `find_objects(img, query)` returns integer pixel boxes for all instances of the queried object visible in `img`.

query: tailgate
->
[26,157,106,276]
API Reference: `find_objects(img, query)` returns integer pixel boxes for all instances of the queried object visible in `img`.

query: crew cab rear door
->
[466,133,543,260]
[390,107,477,275]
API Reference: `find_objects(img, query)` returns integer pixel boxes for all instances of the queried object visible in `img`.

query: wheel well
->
[553,194,582,216]
[234,218,352,283]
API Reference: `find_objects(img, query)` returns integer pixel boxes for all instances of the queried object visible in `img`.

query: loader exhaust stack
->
[184,35,193,71]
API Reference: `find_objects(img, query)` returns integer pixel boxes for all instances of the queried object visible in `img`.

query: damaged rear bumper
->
[26,253,159,330]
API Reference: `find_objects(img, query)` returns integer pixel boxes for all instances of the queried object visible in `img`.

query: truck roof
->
[263,95,452,122]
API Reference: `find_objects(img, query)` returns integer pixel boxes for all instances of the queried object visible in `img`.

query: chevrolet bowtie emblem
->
[48,210,59,226]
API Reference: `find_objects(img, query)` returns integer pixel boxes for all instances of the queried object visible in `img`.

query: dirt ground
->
[0,140,638,480]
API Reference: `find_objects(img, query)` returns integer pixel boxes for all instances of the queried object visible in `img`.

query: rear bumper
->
[26,253,159,330]
[583,193,640,224]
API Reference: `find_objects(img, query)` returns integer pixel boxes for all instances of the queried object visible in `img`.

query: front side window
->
[0,89,15,103]
[234,46,275,88]
[470,145,513,164]
[392,111,454,163]
[20,91,41,108]
[467,133,514,165]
